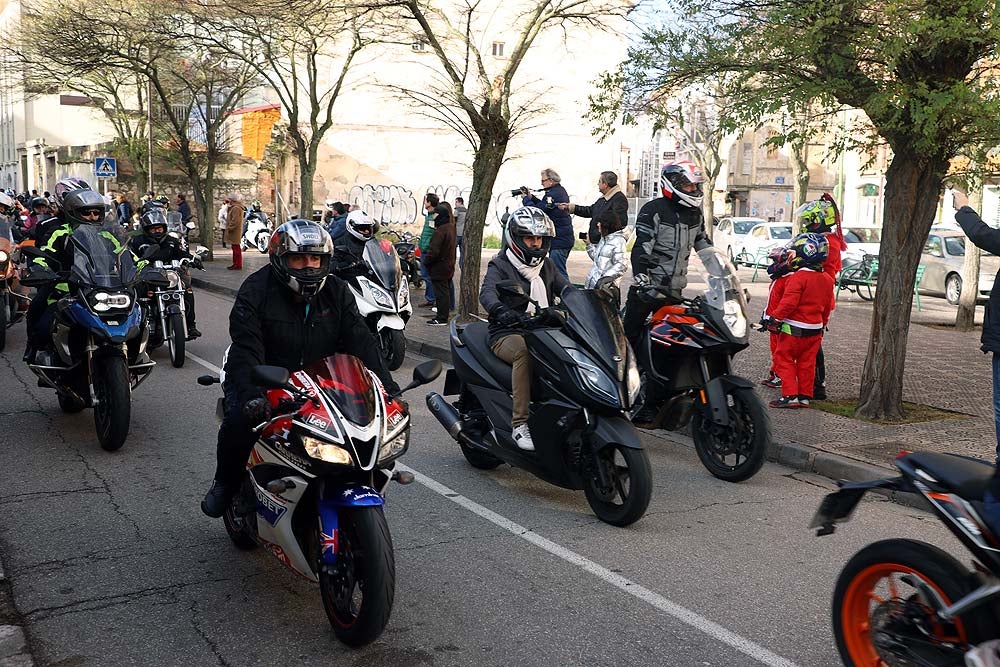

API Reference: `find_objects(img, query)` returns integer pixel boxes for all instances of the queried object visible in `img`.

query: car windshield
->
[68,224,137,289]
[942,236,993,257]
[561,287,627,381]
[363,238,400,291]
[844,228,881,244]
[697,246,748,318]
[770,226,793,240]
[306,354,376,427]
[733,221,760,234]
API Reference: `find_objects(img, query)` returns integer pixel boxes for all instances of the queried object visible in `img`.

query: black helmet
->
[28,196,49,213]
[503,206,555,267]
[268,219,333,300]
[62,189,108,225]
[54,177,92,208]
[140,209,169,242]
[156,194,169,206]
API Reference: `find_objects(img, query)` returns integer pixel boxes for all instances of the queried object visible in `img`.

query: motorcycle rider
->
[25,196,53,236]
[480,207,571,451]
[624,161,712,425]
[201,219,402,517]
[331,209,376,277]
[129,208,202,339]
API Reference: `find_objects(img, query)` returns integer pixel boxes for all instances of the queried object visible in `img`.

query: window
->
[770,226,793,240]
[751,226,768,238]
[718,221,730,233]
[945,237,966,257]
[733,220,760,235]
[412,39,427,52]
[492,42,505,57]
[924,237,943,258]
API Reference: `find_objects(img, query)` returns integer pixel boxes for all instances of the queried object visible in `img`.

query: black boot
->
[185,292,201,339]
[201,480,234,518]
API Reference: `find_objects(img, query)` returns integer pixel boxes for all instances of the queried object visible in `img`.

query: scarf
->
[506,248,548,314]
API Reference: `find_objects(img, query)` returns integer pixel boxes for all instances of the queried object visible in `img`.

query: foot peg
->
[391,470,414,485]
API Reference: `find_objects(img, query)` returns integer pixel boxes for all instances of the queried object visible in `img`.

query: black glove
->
[494,306,525,328]
[540,307,567,327]
[243,397,271,423]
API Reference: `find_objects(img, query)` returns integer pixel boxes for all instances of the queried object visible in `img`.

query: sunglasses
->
[79,209,104,219]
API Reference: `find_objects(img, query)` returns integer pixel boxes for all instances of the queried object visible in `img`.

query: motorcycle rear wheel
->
[833,538,989,666]
[692,385,769,483]
[93,355,131,451]
[167,312,185,368]
[320,506,395,647]
[583,444,652,527]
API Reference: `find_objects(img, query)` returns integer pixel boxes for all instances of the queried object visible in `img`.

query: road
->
[0,289,968,667]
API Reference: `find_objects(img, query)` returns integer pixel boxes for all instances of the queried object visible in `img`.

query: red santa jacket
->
[822,231,847,280]
[771,268,835,330]
[764,274,790,318]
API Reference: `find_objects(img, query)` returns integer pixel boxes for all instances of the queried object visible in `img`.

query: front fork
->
[315,472,390,570]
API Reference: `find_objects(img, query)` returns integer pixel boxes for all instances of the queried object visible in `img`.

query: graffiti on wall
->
[421,184,472,206]
[347,184,419,226]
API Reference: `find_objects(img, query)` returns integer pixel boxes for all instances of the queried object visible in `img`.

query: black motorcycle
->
[812,451,1000,666]
[426,283,652,526]
[383,228,422,289]
[634,247,770,482]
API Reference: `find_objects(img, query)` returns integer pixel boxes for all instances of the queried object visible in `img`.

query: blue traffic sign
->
[94,157,117,178]
[775,176,785,184]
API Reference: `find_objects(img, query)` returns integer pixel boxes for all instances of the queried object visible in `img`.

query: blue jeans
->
[549,248,570,279]
[420,255,434,303]
[993,354,1000,462]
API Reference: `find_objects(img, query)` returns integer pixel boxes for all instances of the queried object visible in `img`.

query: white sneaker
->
[512,424,535,451]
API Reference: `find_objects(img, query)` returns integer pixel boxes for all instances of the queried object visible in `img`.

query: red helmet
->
[660,161,705,208]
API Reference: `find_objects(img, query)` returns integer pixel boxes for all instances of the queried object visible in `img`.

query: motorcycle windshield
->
[364,238,400,291]
[165,212,184,235]
[69,225,138,289]
[306,354,377,427]
[697,246,748,316]
[561,288,627,377]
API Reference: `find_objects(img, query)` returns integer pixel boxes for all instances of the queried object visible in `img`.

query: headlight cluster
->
[723,299,747,338]
[0,249,8,264]
[378,429,409,463]
[302,435,353,465]
[164,270,180,289]
[363,278,394,309]
[626,354,641,407]
[566,347,619,406]
[397,275,409,308]
[89,291,132,312]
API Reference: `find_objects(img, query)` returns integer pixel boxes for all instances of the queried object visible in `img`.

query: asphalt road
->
[0,289,970,667]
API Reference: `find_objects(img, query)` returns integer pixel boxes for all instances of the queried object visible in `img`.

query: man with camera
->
[518,168,573,278]
[557,171,629,244]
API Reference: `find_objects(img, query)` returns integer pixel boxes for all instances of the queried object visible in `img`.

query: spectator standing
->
[521,168,572,278]
[424,202,457,325]
[326,202,349,240]
[177,193,192,226]
[454,196,467,269]
[418,193,440,308]
[116,194,133,228]
[583,209,629,294]
[226,194,246,270]
[558,171,629,244]
[217,197,230,248]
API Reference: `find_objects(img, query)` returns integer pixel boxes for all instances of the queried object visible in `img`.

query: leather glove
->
[494,306,525,328]
[243,397,271,423]
[540,307,567,327]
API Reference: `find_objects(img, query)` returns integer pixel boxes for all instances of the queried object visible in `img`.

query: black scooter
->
[426,283,652,526]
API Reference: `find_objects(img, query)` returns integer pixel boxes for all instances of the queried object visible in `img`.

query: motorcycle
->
[241,211,272,254]
[20,224,159,451]
[383,228,423,289]
[196,355,442,647]
[426,283,653,527]
[337,238,412,371]
[0,219,30,351]
[138,246,208,368]
[811,451,1000,666]
[633,246,770,483]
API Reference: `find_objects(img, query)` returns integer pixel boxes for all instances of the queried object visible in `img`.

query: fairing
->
[364,238,400,292]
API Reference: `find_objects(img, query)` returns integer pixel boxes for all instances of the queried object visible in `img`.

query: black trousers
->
[25,284,54,349]
[214,386,257,487]
[432,279,451,321]
[814,345,825,389]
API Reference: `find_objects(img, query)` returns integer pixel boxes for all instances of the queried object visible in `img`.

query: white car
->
[733,222,794,266]
[841,225,881,266]
[713,217,766,264]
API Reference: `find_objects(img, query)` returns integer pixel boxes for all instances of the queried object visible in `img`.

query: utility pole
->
[146,75,153,195]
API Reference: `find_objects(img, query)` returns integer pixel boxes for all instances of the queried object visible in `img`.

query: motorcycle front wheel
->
[167,312,185,368]
[583,444,652,527]
[379,329,406,371]
[223,481,257,551]
[319,506,395,647]
[691,385,769,483]
[93,355,131,451]
[832,538,990,666]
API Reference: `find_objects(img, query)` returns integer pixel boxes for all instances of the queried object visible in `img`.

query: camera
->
[579,232,588,241]
[510,189,522,197]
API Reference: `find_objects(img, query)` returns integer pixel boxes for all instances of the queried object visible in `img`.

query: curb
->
[191,277,238,299]
[0,559,34,667]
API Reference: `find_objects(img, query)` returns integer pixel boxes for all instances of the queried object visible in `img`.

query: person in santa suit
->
[767,232,835,408]
[759,245,796,388]
[792,194,846,399]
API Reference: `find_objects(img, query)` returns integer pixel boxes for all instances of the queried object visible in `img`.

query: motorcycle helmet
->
[966,640,1000,667]
[794,199,835,233]
[765,245,795,279]
[62,189,109,226]
[503,206,555,267]
[54,177,92,208]
[29,196,49,214]
[268,219,333,300]
[156,194,170,207]
[250,200,262,213]
[0,192,15,216]
[140,209,169,242]
[660,161,704,208]
[345,209,375,241]
[789,232,829,270]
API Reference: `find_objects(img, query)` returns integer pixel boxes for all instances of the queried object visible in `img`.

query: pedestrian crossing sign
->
[94,157,117,178]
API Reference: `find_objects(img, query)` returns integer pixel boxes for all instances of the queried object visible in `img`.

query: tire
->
[223,483,258,551]
[380,329,405,371]
[167,312,186,368]
[692,384,769,483]
[946,273,962,305]
[58,393,86,414]
[255,232,269,254]
[832,538,991,666]
[459,440,503,470]
[93,355,131,451]
[583,444,652,527]
[320,507,395,647]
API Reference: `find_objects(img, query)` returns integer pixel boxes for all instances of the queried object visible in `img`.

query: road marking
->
[185,350,797,666]
[398,463,800,667]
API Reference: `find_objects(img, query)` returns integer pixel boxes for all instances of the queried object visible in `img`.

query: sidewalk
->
[193,245,997,484]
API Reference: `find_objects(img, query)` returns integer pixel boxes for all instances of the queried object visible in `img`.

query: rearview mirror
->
[194,245,209,258]
[20,268,57,287]
[413,360,442,385]
[186,221,197,230]
[251,365,290,388]
[139,268,170,287]
[497,280,530,308]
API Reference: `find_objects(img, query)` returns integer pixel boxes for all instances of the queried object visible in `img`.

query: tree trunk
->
[856,152,947,420]
[955,187,984,331]
[298,141,320,219]
[458,139,506,320]
[790,139,809,234]
[702,174,716,242]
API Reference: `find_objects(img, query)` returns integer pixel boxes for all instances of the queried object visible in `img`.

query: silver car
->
[919,231,998,304]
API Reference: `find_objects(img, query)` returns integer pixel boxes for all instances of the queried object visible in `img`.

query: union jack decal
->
[321,530,338,555]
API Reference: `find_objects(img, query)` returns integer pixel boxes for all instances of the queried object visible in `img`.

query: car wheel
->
[945,273,962,305]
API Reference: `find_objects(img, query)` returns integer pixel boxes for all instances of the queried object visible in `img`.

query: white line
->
[397,462,801,667]
[186,351,221,374]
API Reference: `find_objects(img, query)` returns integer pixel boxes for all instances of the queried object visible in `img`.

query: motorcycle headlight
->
[89,291,132,312]
[397,276,409,308]
[164,270,180,289]
[566,347,619,406]
[378,429,409,464]
[363,278,394,309]
[626,354,641,407]
[302,435,353,465]
[0,250,8,264]
[723,299,747,338]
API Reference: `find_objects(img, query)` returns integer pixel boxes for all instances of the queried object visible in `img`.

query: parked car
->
[841,225,882,266]
[733,222,793,266]
[713,217,766,264]
[919,230,998,304]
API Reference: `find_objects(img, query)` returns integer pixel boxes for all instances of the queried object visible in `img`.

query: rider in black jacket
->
[201,219,401,517]
[331,210,375,278]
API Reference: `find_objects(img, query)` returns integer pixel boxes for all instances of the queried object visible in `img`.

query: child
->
[768,232,835,408]
[759,245,796,388]
[584,209,629,294]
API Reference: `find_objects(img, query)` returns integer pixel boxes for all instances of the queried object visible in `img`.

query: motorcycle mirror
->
[413,360,442,385]
[197,375,220,386]
[194,245,210,257]
[186,221,197,229]
[18,246,46,260]
[141,243,160,259]
[20,268,57,287]
[251,365,291,388]
[139,268,170,287]
[497,281,532,309]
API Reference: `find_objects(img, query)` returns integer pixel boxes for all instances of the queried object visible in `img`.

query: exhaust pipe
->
[426,392,464,439]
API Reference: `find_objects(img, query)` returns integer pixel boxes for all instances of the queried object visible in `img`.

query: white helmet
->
[0,192,15,216]
[660,161,705,208]
[346,209,376,241]
[325,200,335,210]
[966,640,1000,667]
